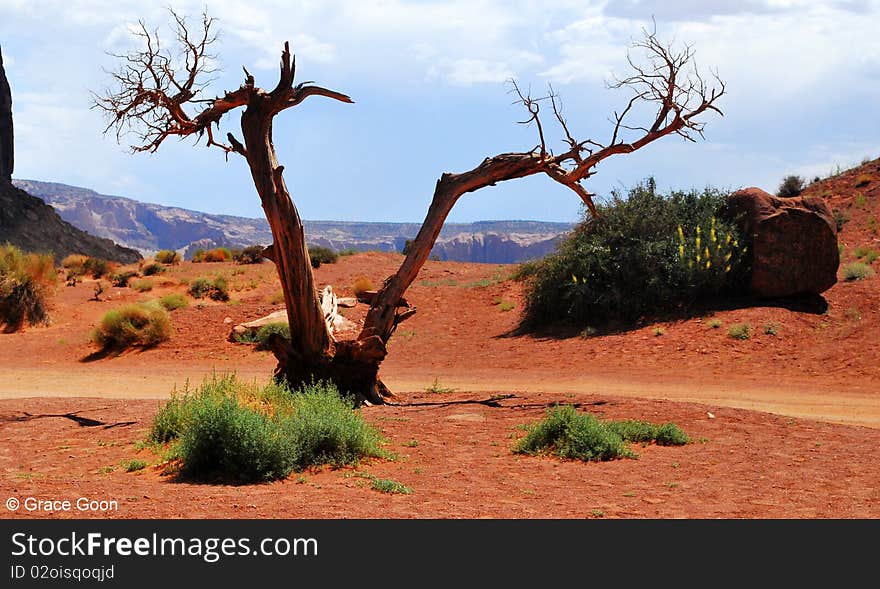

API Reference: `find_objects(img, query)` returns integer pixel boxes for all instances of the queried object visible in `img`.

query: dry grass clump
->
[0,244,57,331]
[352,275,374,297]
[90,302,171,350]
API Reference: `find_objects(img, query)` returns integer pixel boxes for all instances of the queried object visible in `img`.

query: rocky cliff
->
[0,50,140,264]
[0,182,142,264]
[0,46,14,182]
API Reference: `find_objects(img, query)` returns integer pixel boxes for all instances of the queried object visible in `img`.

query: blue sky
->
[1,0,879,224]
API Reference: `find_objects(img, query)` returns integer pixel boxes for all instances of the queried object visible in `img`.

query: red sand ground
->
[1,161,879,519]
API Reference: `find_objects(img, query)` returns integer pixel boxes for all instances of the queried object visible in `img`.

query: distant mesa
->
[14,179,574,265]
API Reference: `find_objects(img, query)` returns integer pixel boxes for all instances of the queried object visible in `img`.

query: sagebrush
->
[514,405,689,462]
[148,375,385,483]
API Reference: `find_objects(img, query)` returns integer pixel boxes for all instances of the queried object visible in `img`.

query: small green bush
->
[776,175,805,197]
[188,277,229,301]
[308,245,338,268]
[91,303,172,350]
[121,458,148,472]
[371,478,413,495]
[843,262,874,281]
[148,375,385,483]
[514,406,689,463]
[110,270,139,287]
[142,262,165,276]
[233,245,265,265]
[727,322,752,340]
[0,244,57,331]
[154,250,181,264]
[157,293,188,311]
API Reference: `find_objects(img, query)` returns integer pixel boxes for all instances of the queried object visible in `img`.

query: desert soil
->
[1,160,879,518]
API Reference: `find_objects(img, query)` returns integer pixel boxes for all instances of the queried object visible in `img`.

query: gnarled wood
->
[97,11,723,406]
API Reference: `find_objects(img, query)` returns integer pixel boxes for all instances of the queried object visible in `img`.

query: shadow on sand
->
[498,292,829,340]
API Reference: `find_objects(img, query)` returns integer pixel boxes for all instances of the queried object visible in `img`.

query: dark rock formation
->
[721,187,838,298]
[0,46,13,182]
[0,182,142,264]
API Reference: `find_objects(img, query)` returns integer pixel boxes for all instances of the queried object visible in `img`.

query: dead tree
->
[95,11,724,404]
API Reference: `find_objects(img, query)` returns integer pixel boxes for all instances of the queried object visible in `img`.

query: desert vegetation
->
[308,245,338,268]
[154,250,181,264]
[191,247,232,263]
[233,245,265,265]
[187,276,230,301]
[514,405,688,462]
[90,302,172,350]
[520,181,747,330]
[148,375,385,483]
[0,243,56,331]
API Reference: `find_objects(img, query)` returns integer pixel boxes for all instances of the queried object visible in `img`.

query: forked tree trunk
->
[240,100,388,404]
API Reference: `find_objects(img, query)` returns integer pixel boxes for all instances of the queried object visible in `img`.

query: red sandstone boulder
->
[721,187,839,298]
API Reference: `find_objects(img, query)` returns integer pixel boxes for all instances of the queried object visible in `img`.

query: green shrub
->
[233,322,291,350]
[154,250,181,265]
[256,322,290,349]
[131,278,154,292]
[308,245,338,268]
[727,322,752,340]
[371,478,413,494]
[82,257,113,278]
[522,181,747,329]
[188,277,229,301]
[337,248,358,257]
[142,262,165,276]
[110,270,139,287]
[179,394,299,482]
[843,262,874,281]
[0,244,57,331]
[156,293,188,311]
[283,381,386,470]
[148,375,385,483]
[233,245,265,265]
[776,175,805,197]
[121,458,148,472]
[91,303,172,350]
[604,419,690,446]
[514,406,689,463]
